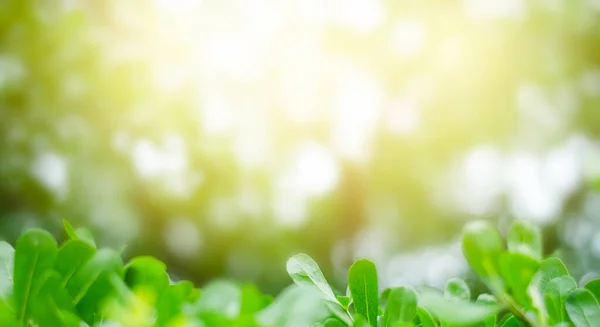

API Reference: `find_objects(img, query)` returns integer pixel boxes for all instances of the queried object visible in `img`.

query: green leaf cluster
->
[2,219,600,326]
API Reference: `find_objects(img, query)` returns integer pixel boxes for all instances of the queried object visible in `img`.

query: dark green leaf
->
[348,259,379,327]
[54,240,95,287]
[33,272,76,327]
[66,249,123,324]
[584,279,600,302]
[124,256,169,296]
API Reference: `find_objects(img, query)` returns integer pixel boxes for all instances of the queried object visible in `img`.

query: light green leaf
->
[337,295,351,309]
[545,276,577,325]
[566,288,600,327]
[0,241,14,300]
[498,314,527,327]
[287,254,337,303]
[462,221,505,287]
[257,284,329,327]
[392,322,414,327]
[62,220,96,248]
[348,259,379,327]
[444,278,470,301]
[0,297,20,327]
[323,318,346,327]
[415,307,436,327]
[418,288,502,325]
[476,294,497,327]
[382,286,417,327]
[507,220,543,261]
[195,280,241,318]
[533,257,570,293]
[13,229,58,322]
[62,220,78,240]
[499,252,539,309]
[352,314,370,327]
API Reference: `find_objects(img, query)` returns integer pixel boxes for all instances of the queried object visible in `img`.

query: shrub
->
[0,219,599,326]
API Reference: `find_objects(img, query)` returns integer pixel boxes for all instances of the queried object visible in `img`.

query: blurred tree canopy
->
[1,0,600,293]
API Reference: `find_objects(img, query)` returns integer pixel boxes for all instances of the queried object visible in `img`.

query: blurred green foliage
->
[1,0,600,294]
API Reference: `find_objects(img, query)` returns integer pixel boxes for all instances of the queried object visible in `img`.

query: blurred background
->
[1,0,600,295]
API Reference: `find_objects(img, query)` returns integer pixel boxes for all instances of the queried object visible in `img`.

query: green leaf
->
[392,322,414,327]
[13,229,58,322]
[32,272,76,327]
[0,297,20,327]
[476,293,497,304]
[418,288,501,325]
[352,314,370,327]
[565,288,600,327]
[498,314,527,327]
[156,281,197,326]
[124,256,169,296]
[415,307,436,327]
[240,284,268,314]
[65,249,123,324]
[0,241,14,300]
[444,278,470,301]
[337,295,351,309]
[323,318,346,327]
[476,294,497,327]
[62,220,95,248]
[287,254,337,303]
[257,284,329,327]
[62,220,78,240]
[196,280,241,318]
[54,240,95,287]
[507,219,543,261]
[382,286,417,326]
[348,259,379,327]
[499,252,539,309]
[584,279,600,302]
[533,257,570,292]
[545,276,577,325]
[462,221,505,287]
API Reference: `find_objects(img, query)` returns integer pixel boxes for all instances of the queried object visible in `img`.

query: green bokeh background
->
[1,0,600,294]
